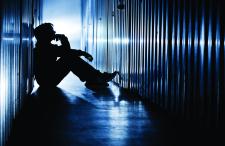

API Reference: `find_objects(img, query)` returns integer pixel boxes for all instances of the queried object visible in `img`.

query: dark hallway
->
[5,74,224,146]
[1,0,225,146]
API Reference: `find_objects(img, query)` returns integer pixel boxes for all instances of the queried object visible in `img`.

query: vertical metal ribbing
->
[160,0,165,108]
[198,0,205,124]
[127,0,131,90]
[219,0,225,128]
[180,0,186,117]
[81,0,225,128]
[143,0,148,97]
[157,0,161,106]
[125,0,129,88]
[130,0,134,91]
[164,0,169,109]
[145,0,149,98]
[0,1,2,144]
[175,0,181,115]
[152,0,156,103]
[149,0,153,101]
[141,0,144,96]
[0,0,41,145]
[130,0,134,92]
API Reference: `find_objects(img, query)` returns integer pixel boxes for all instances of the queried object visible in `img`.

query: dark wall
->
[0,0,42,145]
[81,0,225,128]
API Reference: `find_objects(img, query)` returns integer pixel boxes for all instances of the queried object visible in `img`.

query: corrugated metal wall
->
[0,0,42,145]
[81,0,225,128]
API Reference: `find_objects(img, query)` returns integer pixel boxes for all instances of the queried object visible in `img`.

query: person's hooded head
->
[33,23,56,43]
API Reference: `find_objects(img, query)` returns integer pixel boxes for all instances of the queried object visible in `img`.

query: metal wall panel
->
[0,0,42,145]
[81,0,225,128]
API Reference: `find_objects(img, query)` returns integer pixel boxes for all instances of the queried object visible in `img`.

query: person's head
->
[33,23,56,42]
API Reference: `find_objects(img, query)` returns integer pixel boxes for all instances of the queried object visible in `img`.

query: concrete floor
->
[6,73,223,146]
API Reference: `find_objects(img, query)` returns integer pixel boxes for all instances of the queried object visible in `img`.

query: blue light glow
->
[200,20,205,50]
[43,0,82,49]
[108,106,128,140]
[110,84,120,102]
[0,73,7,128]
[208,17,212,63]
[113,38,129,44]
[215,21,220,54]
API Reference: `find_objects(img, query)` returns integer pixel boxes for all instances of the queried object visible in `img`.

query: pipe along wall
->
[0,0,42,145]
[81,0,225,128]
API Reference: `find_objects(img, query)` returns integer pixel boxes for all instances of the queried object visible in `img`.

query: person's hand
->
[84,53,93,62]
[55,34,68,42]
[55,34,71,49]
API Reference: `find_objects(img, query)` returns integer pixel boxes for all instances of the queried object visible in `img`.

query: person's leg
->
[52,58,71,85]
[60,54,118,84]
[60,55,102,82]
[36,58,70,87]
[35,55,118,88]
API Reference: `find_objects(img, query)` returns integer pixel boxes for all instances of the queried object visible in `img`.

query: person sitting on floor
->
[33,23,118,88]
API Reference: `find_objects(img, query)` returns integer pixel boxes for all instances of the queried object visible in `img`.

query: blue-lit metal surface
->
[81,0,225,128]
[0,0,42,145]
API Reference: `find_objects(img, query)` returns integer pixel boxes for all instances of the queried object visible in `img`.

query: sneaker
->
[102,71,119,82]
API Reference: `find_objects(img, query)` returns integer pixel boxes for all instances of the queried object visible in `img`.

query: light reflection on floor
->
[33,73,151,141]
[9,72,221,146]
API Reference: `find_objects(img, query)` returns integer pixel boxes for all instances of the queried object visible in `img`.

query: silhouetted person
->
[33,23,118,88]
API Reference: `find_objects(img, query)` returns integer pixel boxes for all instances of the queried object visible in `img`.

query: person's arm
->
[70,49,93,61]
[55,34,93,61]
[55,46,93,61]
[55,34,71,50]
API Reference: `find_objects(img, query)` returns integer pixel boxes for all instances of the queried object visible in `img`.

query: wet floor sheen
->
[6,73,223,146]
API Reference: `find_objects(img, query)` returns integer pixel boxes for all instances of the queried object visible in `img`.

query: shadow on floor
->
[6,74,224,146]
